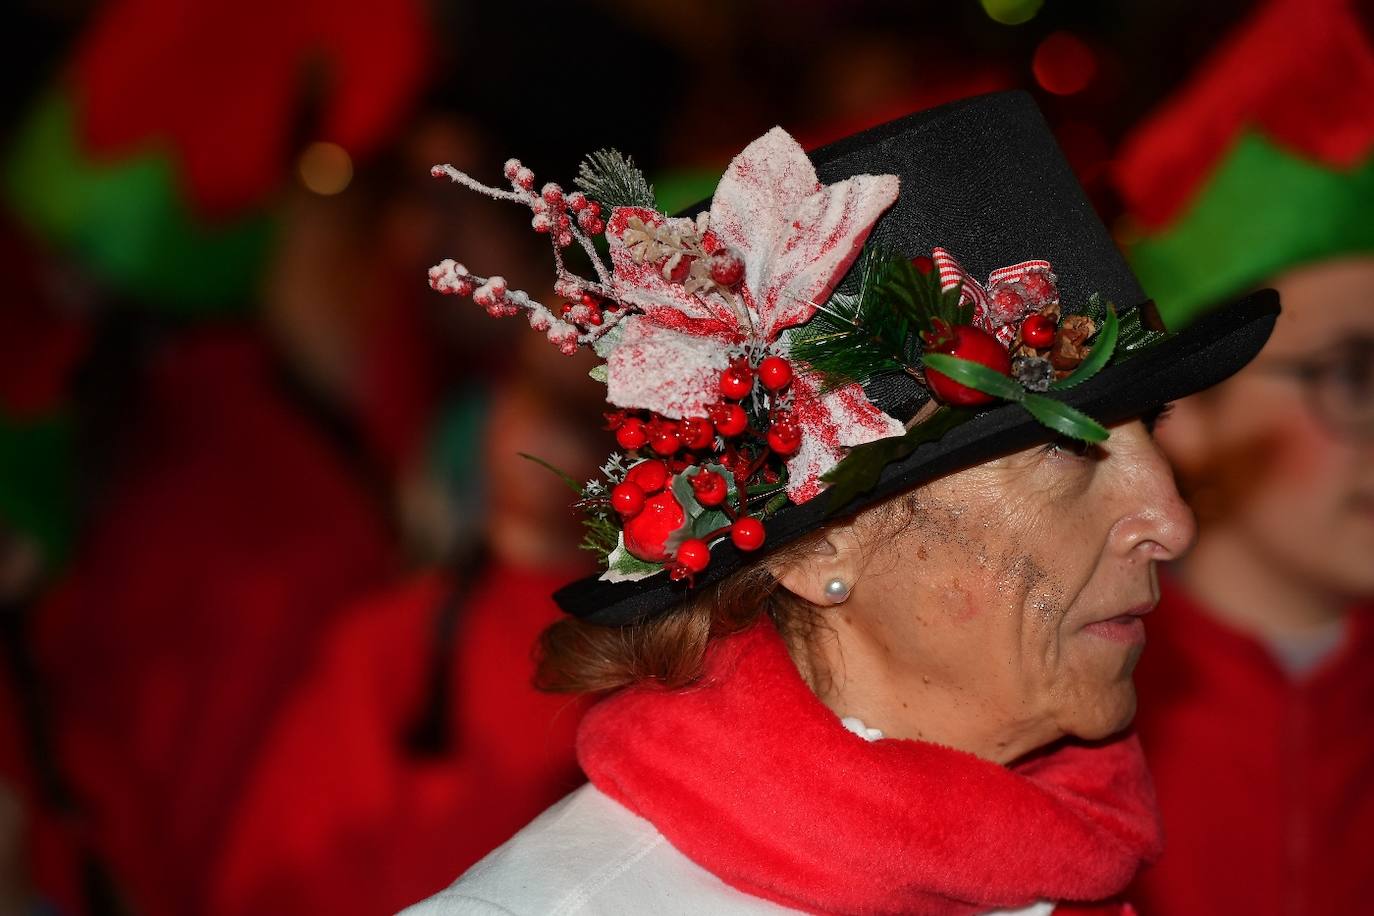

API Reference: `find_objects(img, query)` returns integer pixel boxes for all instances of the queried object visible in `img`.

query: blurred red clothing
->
[29,331,395,915]
[1131,575,1374,915]
[209,563,587,916]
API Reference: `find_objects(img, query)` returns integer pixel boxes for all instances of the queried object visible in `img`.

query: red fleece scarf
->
[577,621,1161,916]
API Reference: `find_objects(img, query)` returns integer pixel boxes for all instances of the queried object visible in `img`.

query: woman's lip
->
[1080,602,1156,644]
[1083,615,1147,645]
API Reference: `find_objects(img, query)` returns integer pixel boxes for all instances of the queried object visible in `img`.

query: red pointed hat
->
[430,91,1278,626]
[1114,0,1374,327]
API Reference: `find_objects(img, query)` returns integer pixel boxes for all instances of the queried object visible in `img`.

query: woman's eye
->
[1044,435,1096,459]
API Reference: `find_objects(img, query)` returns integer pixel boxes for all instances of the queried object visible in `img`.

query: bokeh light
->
[1033,31,1098,95]
[297,141,354,195]
[980,0,1044,26]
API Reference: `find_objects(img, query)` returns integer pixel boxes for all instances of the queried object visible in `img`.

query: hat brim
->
[555,289,1280,626]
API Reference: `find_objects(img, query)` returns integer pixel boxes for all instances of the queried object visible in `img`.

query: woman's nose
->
[1111,423,1199,563]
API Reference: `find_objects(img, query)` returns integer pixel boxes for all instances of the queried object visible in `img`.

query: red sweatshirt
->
[1131,575,1374,916]
[208,564,588,916]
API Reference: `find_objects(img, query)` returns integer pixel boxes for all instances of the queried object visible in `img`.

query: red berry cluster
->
[600,353,801,581]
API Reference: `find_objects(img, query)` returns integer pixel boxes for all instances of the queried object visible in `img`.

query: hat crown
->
[809,91,1145,314]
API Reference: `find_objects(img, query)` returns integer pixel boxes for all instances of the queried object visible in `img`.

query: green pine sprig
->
[788,248,971,392]
[575,149,658,212]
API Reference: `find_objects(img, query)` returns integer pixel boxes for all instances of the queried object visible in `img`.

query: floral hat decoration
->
[430,91,1279,626]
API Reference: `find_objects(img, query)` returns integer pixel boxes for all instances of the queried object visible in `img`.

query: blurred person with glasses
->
[1113,1,1374,914]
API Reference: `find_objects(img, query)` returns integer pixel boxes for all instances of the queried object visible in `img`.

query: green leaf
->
[518,452,582,495]
[921,353,1025,402]
[671,470,705,521]
[602,534,663,583]
[1021,394,1109,443]
[574,148,657,211]
[763,490,789,516]
[588,364,608,384]
[1116,303,1171,355]
[820,406,974,511]
[691,508,730,539]
[1051,303,1119,390]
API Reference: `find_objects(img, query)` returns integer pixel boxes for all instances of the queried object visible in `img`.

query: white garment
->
[401,783,1056,916]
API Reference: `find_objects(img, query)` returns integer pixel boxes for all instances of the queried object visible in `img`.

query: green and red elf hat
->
[3,0,429,315]
[1114,0,1374,329]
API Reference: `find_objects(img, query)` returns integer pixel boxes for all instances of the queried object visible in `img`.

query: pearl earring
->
[824,577,850,604]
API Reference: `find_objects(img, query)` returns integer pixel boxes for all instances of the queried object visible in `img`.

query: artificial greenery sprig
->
[575,149,658,212]
[789,247,972,393]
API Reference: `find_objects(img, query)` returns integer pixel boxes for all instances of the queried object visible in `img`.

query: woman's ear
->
[771,526,867,606]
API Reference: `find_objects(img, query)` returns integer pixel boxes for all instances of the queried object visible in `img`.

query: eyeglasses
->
[1253,335,1374,440]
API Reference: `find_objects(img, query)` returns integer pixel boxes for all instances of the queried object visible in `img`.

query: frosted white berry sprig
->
[428,258,584,355]
[430,158,624,353]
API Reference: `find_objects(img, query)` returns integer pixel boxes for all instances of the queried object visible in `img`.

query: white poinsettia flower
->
[602,126,904,501]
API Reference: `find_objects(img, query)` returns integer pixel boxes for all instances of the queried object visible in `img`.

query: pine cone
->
[1050,315,1096,372]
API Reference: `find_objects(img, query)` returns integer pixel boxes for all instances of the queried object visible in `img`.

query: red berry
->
[567,191,588,211]
[615,417,648,450]
[680,416,715,450]
[719,365,754,400]
[625,459,668,494]
[767,418,802,455]
[709,248,745,287]
[623,490,686,562]
[757,356,793,391]
[690,469,728,507]
[675,538,711,573]
[709,403,749,437]
[925,324,1013,407]
[580,291,600,308]
[1021,313,1056,349]
[610,482,646,517]
[730,517,765,551]
[912,255,935,275]
[650,423,682,456]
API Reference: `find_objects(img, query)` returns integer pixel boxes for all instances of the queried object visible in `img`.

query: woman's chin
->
[1064,684,1139,742]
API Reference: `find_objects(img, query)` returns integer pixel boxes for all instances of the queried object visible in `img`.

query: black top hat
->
[549,91,1278,625]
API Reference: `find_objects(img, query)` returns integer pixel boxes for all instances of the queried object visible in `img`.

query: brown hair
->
[535,532,826,695]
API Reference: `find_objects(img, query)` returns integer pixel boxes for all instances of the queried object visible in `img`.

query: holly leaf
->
[921,354,1025,402]
[1022,393,1109,442]
[671,471,705,521]
[1051,303,1119,390]
[600,534,663,583]
[691,508,731,540]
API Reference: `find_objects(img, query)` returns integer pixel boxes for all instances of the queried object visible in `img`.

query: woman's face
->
[785,418,1194,763]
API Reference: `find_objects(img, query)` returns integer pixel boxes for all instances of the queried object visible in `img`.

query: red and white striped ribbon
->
[931,247,1053,345]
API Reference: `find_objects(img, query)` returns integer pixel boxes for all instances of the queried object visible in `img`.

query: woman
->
[406,91,1279,914]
